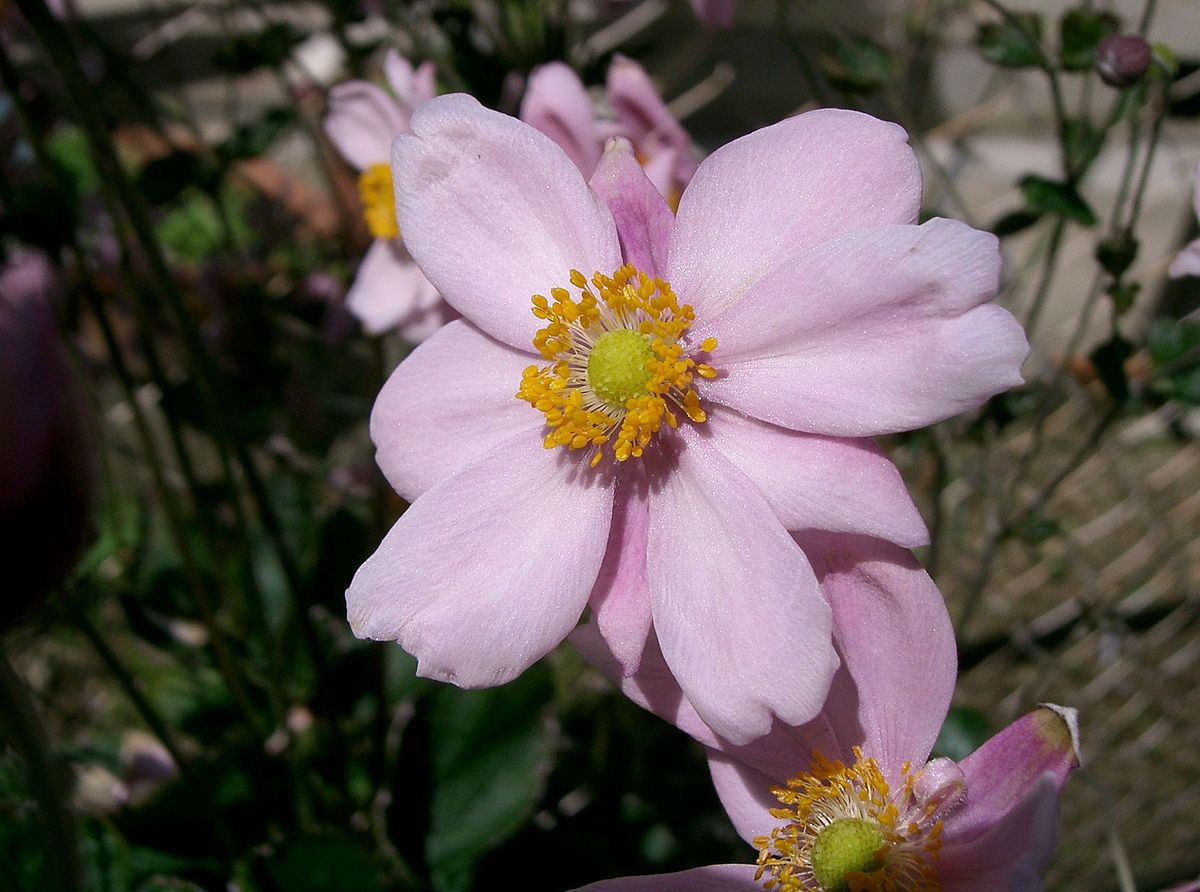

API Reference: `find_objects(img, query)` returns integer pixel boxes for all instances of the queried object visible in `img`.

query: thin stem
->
[1021,217,1067,341]
[0,643,82,892]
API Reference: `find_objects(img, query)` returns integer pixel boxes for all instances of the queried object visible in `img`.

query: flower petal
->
[324,80,406,170]
[345,239,429,335]
[370,320,542,502]
[667,108,920,320]
[520,62,603,177]
[1169,238,1200,279]
[707,409,927,547]
[689,0,738,28]
[607,56,697,190]
[707,750,779,844]
[573,864,759,891]
[795,531,957,780]
[943,705,1081,845]
[699,218,1026,436]
[938,774,1060,892]
[588,139,674,277]
[392,94,621,349]
[384,50,436,111]
[586,471,653,676]
[647,427,838,745]
[346,432,614,686]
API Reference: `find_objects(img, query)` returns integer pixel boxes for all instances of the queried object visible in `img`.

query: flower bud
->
[1095,34,1151,87]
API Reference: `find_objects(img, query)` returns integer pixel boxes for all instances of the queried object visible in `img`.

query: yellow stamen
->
[515,264,718,467]
[752,748,944,892]
[358,163,399,240]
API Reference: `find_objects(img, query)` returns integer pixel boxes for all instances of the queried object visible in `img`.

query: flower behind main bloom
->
[571,533,1081,891]
[346,95,1028,744]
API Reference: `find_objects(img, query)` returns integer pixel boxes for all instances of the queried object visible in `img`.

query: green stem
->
[0,642,82,892]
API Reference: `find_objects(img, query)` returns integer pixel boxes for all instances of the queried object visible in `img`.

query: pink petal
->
[647,427,837,745]
[520,62,603,178]
[689,0,738,27]
[667,108,920,321]
[699,218,1027,436]
[1168,238,1200,279]
[346,432,614,687]
[943,705,1081,845]
[588,139,674,277]
[384,50,436,111]
[324,80,406,171]
[394,288,458,344]
[796,531,957,781]
[573,864,759,891]
[707,750,779,844]
[370,320,542,502]
[606,56,697,190]
[586,471,653,675]
[938,774,1060,892]
[706,409,927,547]
[393,94,621,349]
[345,239,434,336]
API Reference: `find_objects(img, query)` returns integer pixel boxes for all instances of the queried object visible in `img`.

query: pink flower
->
[1169,162,1200,279]
[690,0,738,28]
[323,50,454,339]
[572,532,1081,891]
[520,56,698,206]
[346,95,1027,743]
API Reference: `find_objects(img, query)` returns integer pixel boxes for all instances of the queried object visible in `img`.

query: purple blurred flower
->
[323,50,455,339]
[0,249,91,627]
[690,0,737,28]
[573,532,1081,892]
[1095,34,1152,88]
[1169,162,1200,279]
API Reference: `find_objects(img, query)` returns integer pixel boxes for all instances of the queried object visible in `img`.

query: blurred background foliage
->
[1,0,1199,889]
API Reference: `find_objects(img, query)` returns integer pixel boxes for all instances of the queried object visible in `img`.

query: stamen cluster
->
[516,265,716,467]
[358,163,400,240]
[753,749,944,892]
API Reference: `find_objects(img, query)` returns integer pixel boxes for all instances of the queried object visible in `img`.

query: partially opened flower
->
[346,95,1027,743]
[572,533,1081,891]
[323,50,453,338]
[521,56,697,205]
[1169,161,1200,279]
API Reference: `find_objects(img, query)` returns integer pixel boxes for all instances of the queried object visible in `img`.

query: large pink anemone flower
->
[572,533,1081,891]
[520,56,698,205]
[323,50,453,339]
[346,95,1028,743]
[1169,161,1200,278]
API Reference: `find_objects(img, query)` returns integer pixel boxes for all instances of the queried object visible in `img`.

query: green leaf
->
[820,36,895,95]
[266,834,382,892]
[1059,9,1120,71]
[1148,319,1200,406]
[1095,230,1139,278]
[932,707,991,761]
[1106,280,1140,315]
[217,107,297,163]
[1090,334,1134,402]
[1062,117,1103,174]
[977,13,1043,68]
[211,23,305,74]
[991,209,1043,237]
[1019,511,1063,544]
[426,666,554,892]
[1018,174,1097,226]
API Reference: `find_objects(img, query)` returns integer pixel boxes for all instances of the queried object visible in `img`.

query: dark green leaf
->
[1095,230,1139,278]
[1019,511,1063,543]
[820,36,895,95]
[1106,280,1140,315]
[136,152,216,206]
[266,835,382,892]
[217,107,297,163]
[1147,319,1200,406]
[1090,334,1134,401]
[426,666,554,891]
[977,13,1043,68]
[1019,174,1097,226]
[991,209,1043,237]
[1059,9,1120,71]
[1062,117,1103,174]
[932,707,991,761]
[211,23,305,74]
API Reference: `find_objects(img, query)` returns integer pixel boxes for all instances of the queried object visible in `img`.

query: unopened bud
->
[1095,35,1151,87]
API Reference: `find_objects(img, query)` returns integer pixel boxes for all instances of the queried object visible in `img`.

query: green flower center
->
[586,329,653,410]
[811,818,885,892]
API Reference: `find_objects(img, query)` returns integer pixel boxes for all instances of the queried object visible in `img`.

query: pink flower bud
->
[1095,34,1151,87]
